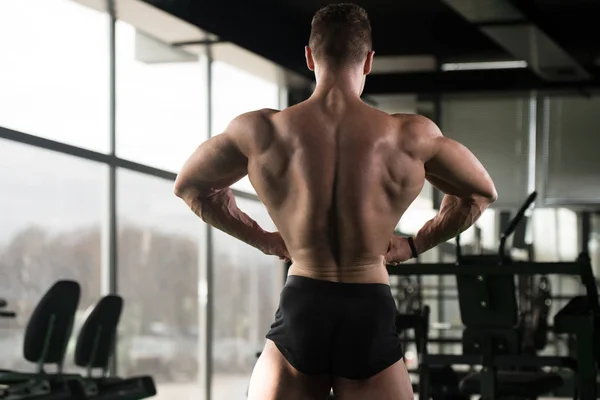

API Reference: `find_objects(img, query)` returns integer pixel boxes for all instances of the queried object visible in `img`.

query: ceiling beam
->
[144,0,308,73]
[141,0,599,95]
[364,68,600,95]
[442,0,591,81]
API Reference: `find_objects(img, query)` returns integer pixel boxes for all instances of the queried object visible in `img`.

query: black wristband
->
[407,237,418,259]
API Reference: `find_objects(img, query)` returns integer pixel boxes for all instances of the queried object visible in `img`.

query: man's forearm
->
[413,194,491,255]
[187,188,273,252]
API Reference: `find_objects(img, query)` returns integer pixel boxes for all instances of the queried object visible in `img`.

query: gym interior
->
[1,0,599,399]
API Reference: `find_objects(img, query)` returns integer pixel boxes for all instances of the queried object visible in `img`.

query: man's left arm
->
[174,111,288,259]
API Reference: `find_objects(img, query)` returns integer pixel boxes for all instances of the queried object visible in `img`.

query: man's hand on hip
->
[386,236,412,266]
[263,232,291,263]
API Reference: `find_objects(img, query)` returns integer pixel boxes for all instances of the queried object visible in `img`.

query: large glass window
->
[0,139,105,372]
[211,60,280,194]
[530,207,583,356]
[441,93,531,209]
[0,0,109,152]
[116,169,202,399]
[115,22,208,172]
[542,95,600,204]
[211,198,282,399]
[209,58,282,397]
[532,208,581,292]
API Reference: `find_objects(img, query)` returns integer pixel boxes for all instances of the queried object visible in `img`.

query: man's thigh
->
[332,359,414,400]
[247,340,332,400]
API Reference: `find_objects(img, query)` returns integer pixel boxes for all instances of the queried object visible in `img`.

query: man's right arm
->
[411,117,497,256]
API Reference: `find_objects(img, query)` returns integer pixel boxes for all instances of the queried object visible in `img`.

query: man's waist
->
[288,258,390,285]
[284,275,393,298]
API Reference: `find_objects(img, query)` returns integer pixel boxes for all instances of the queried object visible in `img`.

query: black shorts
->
[265,275,403,380]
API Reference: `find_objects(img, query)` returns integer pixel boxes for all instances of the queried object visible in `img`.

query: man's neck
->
[312,66,364,99]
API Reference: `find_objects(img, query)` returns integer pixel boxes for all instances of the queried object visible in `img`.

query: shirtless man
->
[174,3,497,399]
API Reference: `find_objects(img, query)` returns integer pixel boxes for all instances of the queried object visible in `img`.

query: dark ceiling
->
[144,0,600,94]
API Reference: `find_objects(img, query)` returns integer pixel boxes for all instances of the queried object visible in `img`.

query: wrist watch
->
[407,237,418,259]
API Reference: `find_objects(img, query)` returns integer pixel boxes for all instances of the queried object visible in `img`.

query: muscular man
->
[174,3,497,399]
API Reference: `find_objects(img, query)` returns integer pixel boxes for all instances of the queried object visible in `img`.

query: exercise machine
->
[73,295,157,399]
[0,280,87,400]
[389,191,599,400]
[0,282,157,400]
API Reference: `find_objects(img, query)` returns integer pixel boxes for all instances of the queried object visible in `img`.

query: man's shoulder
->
[389,113,444,161]
[225,108,280,137]
[390,113,434,127]
[254,108,281,118]
[225,109,281,153]
[232,108,280,125]
[390,113,442,139]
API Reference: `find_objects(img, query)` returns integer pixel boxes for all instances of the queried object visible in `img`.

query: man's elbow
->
[480,183,498,205]
[173,177,193,200]
[466,182,497,208]
[488,187,499,204]
[173,178,217,205]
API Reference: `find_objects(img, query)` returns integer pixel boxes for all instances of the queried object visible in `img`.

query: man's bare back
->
[174,4,496,399]
[174,91,496,399]
[245,94,429,284]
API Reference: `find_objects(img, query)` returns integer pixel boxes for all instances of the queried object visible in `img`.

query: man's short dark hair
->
[309,3,372,67]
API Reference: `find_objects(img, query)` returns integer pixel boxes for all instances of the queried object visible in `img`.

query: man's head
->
[307,3,373,72]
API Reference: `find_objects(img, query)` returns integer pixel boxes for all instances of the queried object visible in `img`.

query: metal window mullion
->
[202,42,214,400]
[108,0,117,296]
[527,91,537,195]
[107,0,118,377]
[540,96,551,205]
[0,125,185,181]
